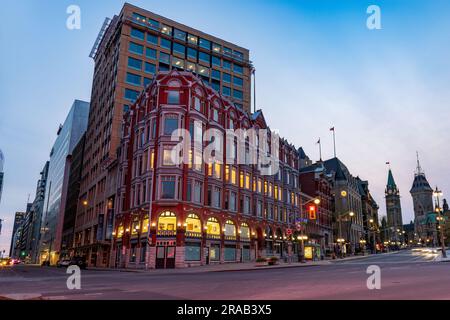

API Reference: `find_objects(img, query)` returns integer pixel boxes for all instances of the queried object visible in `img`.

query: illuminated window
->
[142,217,149,233]
[212,43,221,53]
[224,220,236,236]
[274,186,278,200]
[161,24,172,36]
[245,173,251,189]
[240,171,244,188]
[163,148,175,166]
[206,217,220,235]
[132,219,140,234]
[240,223,250,239]
[231,167,237,185]
[172,57,184,69]
[188,34,198,45]
[264,181,268,194]
[158,211,176,231]
[257,179,262,193]
[214,162,222,179]
[186,214,201,233]
[186,62,196,72]
[225,165,230,182]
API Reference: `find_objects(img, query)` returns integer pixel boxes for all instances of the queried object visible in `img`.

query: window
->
[211,69,220,80]
[185,243,201,261]
[143,77,151,87]
[212,109,219,122]
[187,48,197,60]
[211,81,220,92]
[158,211,176,230]
[148,19,160,31]
[129,42,144,55]
[132,12,146,24]
[126,73,141,86]
[174,29,186,41]
[131,28,144,40]
[146,47,157,59]
[173,43,185,56]
[233,89,243,100]
[159,64,169,72]
[161,24,172,36]
[212,43,221,53]
[186,62,196,72]
[188,34,198,45]
[172,57,184,69]
[128,57,142,70]
[224,220,236,237]
[194,96,202,111]
[222,73,231,83]
[124,88,139,102]
[163,148,176,166]
[224,245,236,261]
[167,91,180,104]
[212,56,221,67]
[231,167,237,185]
[161,177,176,199]
[222,86,231,96]
[210,244,220,261]
[241,223,250,239]
[147,33,158,45]
[199,52,210,64]
[223,47,232,56]
[160,38,171,50]
[199,38,211,50]
[159,52,170,64]
[197,65,209,77]
[164,115,178,135]
[212,186,221,208]
[233,76,243,87]
[233,50,244,61]
[186,214,202,232]
[129,243,137,262]
[223,60,231,70]
[229,192,237,211]
[145,62,156,74]
[206,217,220,235]
[233,64,243,74]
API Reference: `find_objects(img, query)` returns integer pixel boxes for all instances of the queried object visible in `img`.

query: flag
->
[316,138,320,144]
[386,162,390,165]
[330,127,335,131]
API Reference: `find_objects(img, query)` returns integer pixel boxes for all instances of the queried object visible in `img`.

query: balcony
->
[185,231,202,238]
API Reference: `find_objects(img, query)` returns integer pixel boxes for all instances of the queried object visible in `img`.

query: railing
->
[185,231,202,238]
[157,230,177,237]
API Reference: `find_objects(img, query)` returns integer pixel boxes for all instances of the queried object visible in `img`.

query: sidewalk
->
[88,253,389,274]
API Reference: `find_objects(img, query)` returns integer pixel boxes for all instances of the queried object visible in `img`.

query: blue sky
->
[1,0,450,253]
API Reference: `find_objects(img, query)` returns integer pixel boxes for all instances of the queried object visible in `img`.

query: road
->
[0,250,448,300]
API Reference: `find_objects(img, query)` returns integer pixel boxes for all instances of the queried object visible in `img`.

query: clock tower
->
[385,168,403,242]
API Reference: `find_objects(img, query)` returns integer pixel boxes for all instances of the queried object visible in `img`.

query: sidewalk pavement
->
[88,253,388,275]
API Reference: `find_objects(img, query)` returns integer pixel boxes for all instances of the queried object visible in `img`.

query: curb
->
[210,262,328,273]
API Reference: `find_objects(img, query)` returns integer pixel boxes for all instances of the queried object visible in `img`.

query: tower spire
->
[416,151,422,175]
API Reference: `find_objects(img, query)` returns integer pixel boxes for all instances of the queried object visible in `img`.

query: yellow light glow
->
[314,198,321,205]
[341,190,347,197]
[349,212,355,217]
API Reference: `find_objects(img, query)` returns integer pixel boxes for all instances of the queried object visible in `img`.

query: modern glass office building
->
[38,100,89,264]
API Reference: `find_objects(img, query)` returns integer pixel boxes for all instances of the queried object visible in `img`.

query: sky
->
[1,0,450,254]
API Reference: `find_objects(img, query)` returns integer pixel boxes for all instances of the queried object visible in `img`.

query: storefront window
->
[185,242,201,261]
[206,217,220,235]
[158,211,176,230]
[224,220,236,237]
[210,244,220,261]
[224,245,236,261]
[240,223,250,239]
[186,214,202,233]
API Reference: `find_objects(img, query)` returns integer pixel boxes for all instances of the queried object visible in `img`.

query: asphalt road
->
[0,250,448,300]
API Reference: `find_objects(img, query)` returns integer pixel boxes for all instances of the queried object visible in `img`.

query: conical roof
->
[410,173,432,193]
[387,169,396,189]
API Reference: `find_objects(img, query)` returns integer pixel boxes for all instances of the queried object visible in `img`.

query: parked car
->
[56,258,71,268]
[69,256,87,269]
[0,258,13,267]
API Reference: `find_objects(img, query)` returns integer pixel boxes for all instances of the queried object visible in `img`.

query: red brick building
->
[112,70,305,268]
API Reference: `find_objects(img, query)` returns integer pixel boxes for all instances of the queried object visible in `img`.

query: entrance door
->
[155,245,176,269]
[205,247,210,265]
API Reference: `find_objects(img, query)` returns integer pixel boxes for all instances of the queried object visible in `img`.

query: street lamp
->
[433,187,447,258]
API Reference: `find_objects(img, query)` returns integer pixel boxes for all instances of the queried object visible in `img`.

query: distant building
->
[323,157,365,253]
[357,178,380,252]
[410,155,434,243]
[60,134,86,257]
[16,203,33,259]
[385,168,403,243]
[38,100,89,265]
[299,161,333,254]
[9,211,26,257]
[18,162,50,263]
[0,149,4,205]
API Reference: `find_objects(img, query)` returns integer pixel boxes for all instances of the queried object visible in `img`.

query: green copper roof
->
[387,169,397,189]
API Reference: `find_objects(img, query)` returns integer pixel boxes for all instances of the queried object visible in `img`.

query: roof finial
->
[416,151,422,175]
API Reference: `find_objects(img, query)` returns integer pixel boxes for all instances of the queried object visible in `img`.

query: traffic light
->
[308,205,317,220]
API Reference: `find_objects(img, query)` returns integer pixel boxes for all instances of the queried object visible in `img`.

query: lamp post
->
[369,218,376,254]
[433,187,447,258]
[337,210,354,256]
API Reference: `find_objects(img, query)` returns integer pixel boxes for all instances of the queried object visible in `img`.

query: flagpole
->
[332,129,336,158]
[317,138,322,161]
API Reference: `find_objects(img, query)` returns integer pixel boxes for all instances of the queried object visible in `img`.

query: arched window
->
[240,223,250,239]
[206,217,220,235]
[117,223,124,237]
[185,213,202,233]
[224,220,236,237]
[158,211,176,231]
[142,217,149,233]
